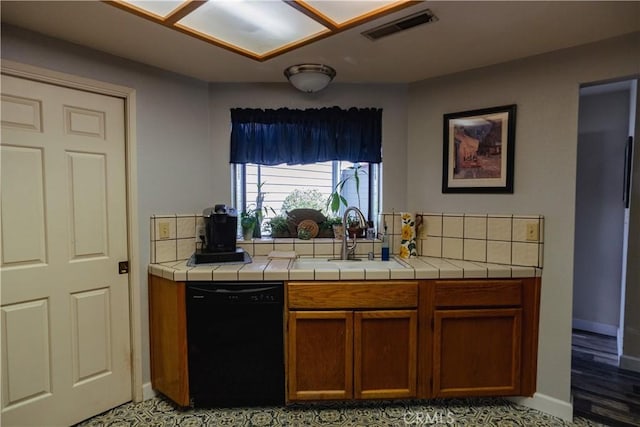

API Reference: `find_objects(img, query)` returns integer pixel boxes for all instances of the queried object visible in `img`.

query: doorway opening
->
[571,78,638,426]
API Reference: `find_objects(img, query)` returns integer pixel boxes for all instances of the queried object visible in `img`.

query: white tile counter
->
[148,256,542,282]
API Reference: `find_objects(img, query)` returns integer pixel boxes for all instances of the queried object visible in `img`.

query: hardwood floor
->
[571,330,640,427]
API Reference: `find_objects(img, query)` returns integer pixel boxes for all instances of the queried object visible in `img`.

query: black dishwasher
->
[186,282,284,407]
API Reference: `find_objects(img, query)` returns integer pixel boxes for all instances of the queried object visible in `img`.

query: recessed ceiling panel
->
[122,0,184,18]
[177,1,329,55]
[307,0,400,25]
[106,0,416,60]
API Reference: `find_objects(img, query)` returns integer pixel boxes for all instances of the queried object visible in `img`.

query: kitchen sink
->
[292,257,408,270]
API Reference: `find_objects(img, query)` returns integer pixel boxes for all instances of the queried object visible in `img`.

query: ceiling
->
[2,1,639,84]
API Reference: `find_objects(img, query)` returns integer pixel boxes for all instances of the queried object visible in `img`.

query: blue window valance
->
[230,107,382,165]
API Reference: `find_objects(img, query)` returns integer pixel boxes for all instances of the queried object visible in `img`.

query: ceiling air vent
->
[362,9,438,41]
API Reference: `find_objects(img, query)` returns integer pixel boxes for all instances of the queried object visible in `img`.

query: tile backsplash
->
[150,212,544,268]
[149,214,380,264]
[150,214,204,264]
[378,212,544,268]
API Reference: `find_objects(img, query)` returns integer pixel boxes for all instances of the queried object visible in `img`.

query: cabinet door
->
[354,310,417,399]
[433,308,522,397]
[288,311,353,400]
[148,275,189,406]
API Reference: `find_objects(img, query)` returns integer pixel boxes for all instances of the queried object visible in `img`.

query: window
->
[233,161,380,233]
[230,106,383,236]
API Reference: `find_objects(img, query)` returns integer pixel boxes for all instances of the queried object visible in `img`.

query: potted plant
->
[249,181,276,238]
[317,216,341,238]
[326,164,367,238]
[268,215,290,238]
[326,163,366,215]
[345,214,366,239]
[240,210,257,240]
[317,216,342,239]
[253,181,266,238]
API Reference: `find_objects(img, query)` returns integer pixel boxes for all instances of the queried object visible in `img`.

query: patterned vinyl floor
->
[76,396,606,427]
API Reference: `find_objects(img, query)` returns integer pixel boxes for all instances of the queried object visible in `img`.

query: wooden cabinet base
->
[420,278,541,399]
[433,308,522,397]
[287,281,419,402]
[288,309,418,401]
[354,310,417,399]
[148,275,189,407]
[288,311,353,401]
[147,277,540,407]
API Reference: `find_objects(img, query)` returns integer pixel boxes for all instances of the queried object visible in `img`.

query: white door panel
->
[0,145,47,267]
[67,151,109,259]
[0,94,42,132]
[70,288,112,384]
[1,74,131,426]
[1,299,52,408]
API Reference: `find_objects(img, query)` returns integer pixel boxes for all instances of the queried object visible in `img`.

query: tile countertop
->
[148,256,542,282]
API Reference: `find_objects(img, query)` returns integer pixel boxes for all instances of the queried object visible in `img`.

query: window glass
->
[234,161,378,235]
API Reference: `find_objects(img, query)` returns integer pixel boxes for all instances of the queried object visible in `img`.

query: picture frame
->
[442,104,516,193]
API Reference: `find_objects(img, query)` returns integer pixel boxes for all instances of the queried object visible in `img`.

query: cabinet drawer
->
[434,280,522,307]
[288,281,418,309]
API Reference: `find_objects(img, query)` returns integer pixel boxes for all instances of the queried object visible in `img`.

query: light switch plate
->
[526,223,539,241]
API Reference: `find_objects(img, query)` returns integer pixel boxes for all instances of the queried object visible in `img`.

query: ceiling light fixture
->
[284,64,337,93]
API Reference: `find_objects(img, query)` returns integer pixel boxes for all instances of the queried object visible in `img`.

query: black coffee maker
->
[194,204,245,264]
[203,204,237,252]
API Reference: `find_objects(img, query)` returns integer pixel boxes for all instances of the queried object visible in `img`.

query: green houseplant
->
[267,215,290,238]
[240,210,257,240]
[319,216,342,238]
[326,163,366,215]
[253,181,266,238]
[326,164,366,238]
[248,181,276,238]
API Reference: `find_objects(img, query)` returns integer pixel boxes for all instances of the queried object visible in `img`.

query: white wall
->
[407,32,640,409]
[207,83,408,212]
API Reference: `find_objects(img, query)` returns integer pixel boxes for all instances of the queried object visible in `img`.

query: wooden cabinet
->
[287,281,418,402]
[288,311,353,400]
[423,278,540,398]
[354,310,417,399]
[433,307,522,396]
[148,274,541,406]
[148,274,189,406]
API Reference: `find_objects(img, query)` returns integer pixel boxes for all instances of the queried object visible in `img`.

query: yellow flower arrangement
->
[401,224,413,240]
[399,212,417,258]
[399,245,410,258]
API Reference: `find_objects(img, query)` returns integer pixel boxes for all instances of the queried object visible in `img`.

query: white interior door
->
[1,74,131,426]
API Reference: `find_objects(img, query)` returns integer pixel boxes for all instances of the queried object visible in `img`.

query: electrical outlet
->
[158,221,170,240]
[526,223,539,242]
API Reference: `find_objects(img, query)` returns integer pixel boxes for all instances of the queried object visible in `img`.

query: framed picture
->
[442,104,516,193]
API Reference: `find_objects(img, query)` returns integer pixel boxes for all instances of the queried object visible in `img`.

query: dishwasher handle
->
[188,285,280,295]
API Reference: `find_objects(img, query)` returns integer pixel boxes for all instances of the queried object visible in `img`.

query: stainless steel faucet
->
[341,206,367,260]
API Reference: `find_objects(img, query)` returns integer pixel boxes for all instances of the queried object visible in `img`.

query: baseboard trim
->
[508,393,573,422]
[620,354,640,372]
[142,382,157,401]
[572,318,618,337]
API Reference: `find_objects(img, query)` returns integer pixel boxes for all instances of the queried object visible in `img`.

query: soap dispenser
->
[381,225,390,261]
